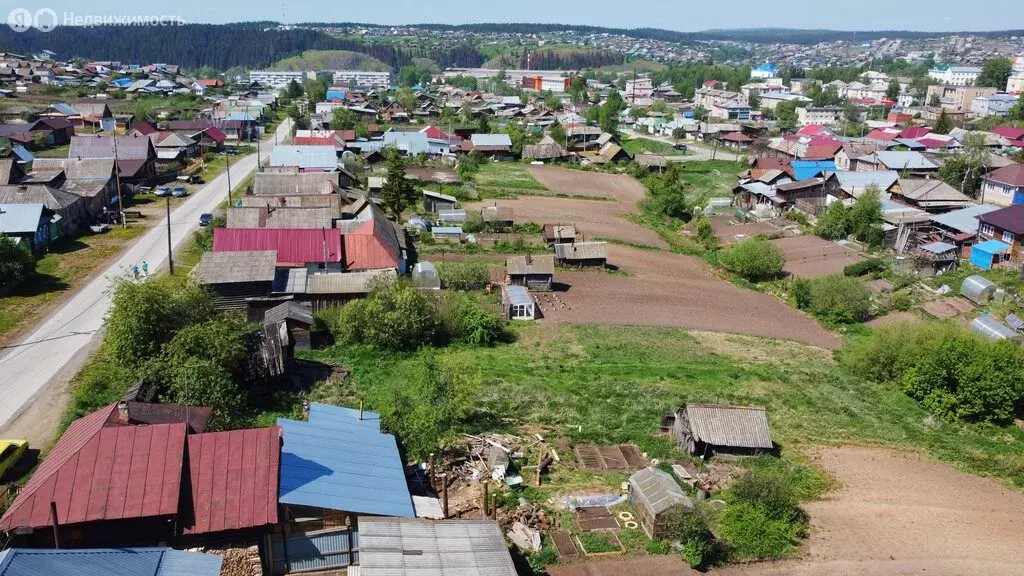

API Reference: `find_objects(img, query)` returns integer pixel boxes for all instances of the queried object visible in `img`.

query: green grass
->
[302,324,1024,486]
[472,162,548,197]
[620,136,677,157]
[32,144,70,158]
[270,49,390,72]
[576,531,622,554]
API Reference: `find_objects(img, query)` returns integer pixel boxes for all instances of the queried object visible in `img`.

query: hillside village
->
[0,28,1024,576]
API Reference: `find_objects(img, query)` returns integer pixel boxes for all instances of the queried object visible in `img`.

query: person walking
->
[131,264,140,281]
[141,261,149,276]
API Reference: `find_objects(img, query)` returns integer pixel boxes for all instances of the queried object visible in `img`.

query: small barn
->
[628,467,693,539]
[432,226,463,241]
[506,254,554,291]
[542,224,576,245]
[502,285,537,320]
[554,241,608,268]
[192,250,277,310]
[263,300,314,351]
[481,205,514,230]
[968,239,1011,271]
[670,403,773,458]
[412,261,441,290]
[960,275,997,305]
[423,190,458,213]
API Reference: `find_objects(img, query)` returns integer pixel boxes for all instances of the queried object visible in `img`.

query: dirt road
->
[0,121,292,445]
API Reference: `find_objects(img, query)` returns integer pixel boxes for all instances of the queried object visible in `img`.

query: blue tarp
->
[790,160,836,181]
[969,239,1011,270]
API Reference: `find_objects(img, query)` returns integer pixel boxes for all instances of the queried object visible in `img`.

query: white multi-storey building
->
[248,70,311,89]
[927,66,982,86]
[971,93,1019,117]
[331,70,391,88]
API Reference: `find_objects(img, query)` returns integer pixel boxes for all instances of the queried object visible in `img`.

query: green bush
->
[163,357,245,430]
[682,537,714,570]
[645,539,671,555]
[807,274,871,324]
[792,278,813,309]
[783,210,809,226]
[719,237,784,282]
[0,236,34,292]
[814,201,850,240]
[444,296,512,346]
[843,258,887,277]
[730,469,801,523]
[436,260,490,290]
[360,279,440,351]
[719,502,800,560]
[462,212,485,233]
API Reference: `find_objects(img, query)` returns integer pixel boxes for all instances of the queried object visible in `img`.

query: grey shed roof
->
[684,403,772,449]
[252,172,339,196]
[383,131,430,155]
[264,300,314,327]
[930,204,1000,234]
[0,547,222,576]
[423,190,457,203]
[0,185,81,210]
[628,467,692,515]
[31,157,114,181]
[554,241,607,260]
[920,241,957,254]
[358,517,518,576]
[874,151,938,171]
[0,203,44,234]
[506,254,555,276]
[193,250,277,284]
[470,133,513,147]
[269,145,338,170]
[306,269,397,294]
[481,205,514,222]
[826,170,899,198]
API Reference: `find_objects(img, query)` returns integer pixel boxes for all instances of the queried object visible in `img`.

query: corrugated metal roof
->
[306,269,397,294]
[227,206,336,229]
[0,203,44,234]
[359,518,517,576]
[0,405,186,531]
[193,250,278,285]
[684,403,772,450]
[437,209,466,222]
[930,204,1000,234]
[628,467,692,515]
[0,548,223,576]
[874,151,938,171]
[423,190,457,203]
[554,241,607,261]
[68,134,153,160]
[383,132,430,155]
[213,228,342,266]
[920,241,957,254]
[252,172,340,196]
[277,402,414,517]
[506,254,554,276]
[183,426,281,535]
[827,170,899,197]
[269,145,338,170]
[470,134,513,148]
[274,268,309,294]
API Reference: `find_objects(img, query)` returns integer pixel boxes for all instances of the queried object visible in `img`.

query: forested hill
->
[0,23,486,70]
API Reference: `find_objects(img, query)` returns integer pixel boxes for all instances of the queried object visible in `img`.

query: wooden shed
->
[422,190,458,213]
[193,250,277,310]
[505,254,554,291]
[669,403,773,458]
[481,204,514,230]
[554,241,607,268]
[264,300,314,351]
[542,224,577,245]
[628,467,693,539]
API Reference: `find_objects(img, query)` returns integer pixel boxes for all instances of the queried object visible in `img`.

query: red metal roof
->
[202,126,227,143]
[183,427,281,535]
[991,126,1024,142]
[796,124,824,137]
[0,406,186,531]
[343,218,400,270]
[898,126,932,139]
[866,128,900,141]
[803,144,840,160]
[213,228,342,266]
[984,163,1024,187]
[293,136,343,149]
[914,137,957,149]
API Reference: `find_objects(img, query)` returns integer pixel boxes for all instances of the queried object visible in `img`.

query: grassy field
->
[471,162,549,197]
[303,324,1024,486]
[0,226,146,349]
[32,145,69,158]
[620,136,678,156]
[270,50,390,72]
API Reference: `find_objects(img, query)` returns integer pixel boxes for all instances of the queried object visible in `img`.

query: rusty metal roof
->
[684,403,772,449]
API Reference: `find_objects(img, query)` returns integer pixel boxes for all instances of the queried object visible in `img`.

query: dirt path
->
[720,446,1024,576]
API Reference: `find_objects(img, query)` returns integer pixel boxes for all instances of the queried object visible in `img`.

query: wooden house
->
[422,190,458,213]
[542,224,576,245]
[481,205,514,230]
[193,250,277,310]
[505,254,554,291]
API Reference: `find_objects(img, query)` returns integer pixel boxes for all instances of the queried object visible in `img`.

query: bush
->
[462,212,485,233]
[444,296,512,346]
[644,539,671,555]
[719,502,800,560]
[730,469,801,523]
[814,201,850,240]
[792,278,813,310]
[695,217,716,249]
[360,280,440,351]
[843,257,887,277]
[163,357,245,430]
[436,261,490,290]
[783,210,809,226]
[682,537,714,570]
[720,237,784,282]
[807,274,871,324]
[0,237,34,292]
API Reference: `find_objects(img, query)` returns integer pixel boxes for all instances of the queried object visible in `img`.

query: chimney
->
[116,400,129,424]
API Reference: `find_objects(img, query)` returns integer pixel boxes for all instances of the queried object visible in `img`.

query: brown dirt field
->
[528,165,648,203]
[464,196,668,249]
[548,556,698,576]
[864,311,920,329]
[771,236,864,279]
[535,245,840,349]
[721,446,1024,576]
[710,216,780,245]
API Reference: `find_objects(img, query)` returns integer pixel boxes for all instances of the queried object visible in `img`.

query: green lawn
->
[472,162,548,197]
[621,136,678,156]
[303,324,1024,486]
[32,145,70,158]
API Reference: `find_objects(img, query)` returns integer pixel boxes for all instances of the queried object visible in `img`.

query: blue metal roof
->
[50,103,75,115]
[11,146,33,163]
[432,226,463,234]
[278,402,414,518]
[383,131,430,155]
[920,241,957,254]
[269,145,338,170]
[0,548,222,576]
[0,204,44,235]
[790,160,835,181]
[974,239,1011,255]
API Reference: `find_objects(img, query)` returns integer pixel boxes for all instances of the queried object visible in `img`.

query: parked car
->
[176,174,204,184]
[154,186,170,197]
[0,440,27,480]
[199,213,213,226]
[673,143,688,152]
[171,186,188,198]
[225,148,239,155]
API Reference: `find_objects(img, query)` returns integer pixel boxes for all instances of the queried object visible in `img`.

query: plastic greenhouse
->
[960,275,997,305]
[412,262,441,290]
[969,316,1021,342]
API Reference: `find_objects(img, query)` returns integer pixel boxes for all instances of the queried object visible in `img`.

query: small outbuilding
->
[554,241,608,267]
[359,518,517,576]
[481,205,514,230]
[263,300,314,351]
[969,316,1022,342]
[432,226,463,241]
[193,250,277,310]
[960,275,997,305]
[412,261,441,290]
[423,190,458,213]
[542,223,577,245]
[628,467,693,539]
[502,285,537,320]
[505,254,554,291]
[968,239,1011,270]
[669,403,773,458]
[438,208,467,224]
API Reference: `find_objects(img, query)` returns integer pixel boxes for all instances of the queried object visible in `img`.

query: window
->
[1001,186,1012,197]
[1003,231,1015,244]
[980,223,995,236]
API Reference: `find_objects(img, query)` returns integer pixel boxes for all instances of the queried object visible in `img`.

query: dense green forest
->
[0,23,486,70]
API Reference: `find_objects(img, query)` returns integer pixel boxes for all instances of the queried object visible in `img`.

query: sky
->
[9,0,1022,32]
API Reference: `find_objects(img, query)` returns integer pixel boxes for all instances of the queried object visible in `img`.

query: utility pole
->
[111,135,126,229]
[165,194,174,275]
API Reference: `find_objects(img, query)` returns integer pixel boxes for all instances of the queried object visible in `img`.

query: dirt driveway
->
[536,245,840,349]
[771,236,864,279]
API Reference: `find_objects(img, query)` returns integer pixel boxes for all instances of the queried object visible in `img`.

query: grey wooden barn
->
[669,403,773,458]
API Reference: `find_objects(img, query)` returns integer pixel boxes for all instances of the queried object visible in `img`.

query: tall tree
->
[331,107,356,130]
[380,151,417,219]
[1007,93,1024,123]
[886,79,901,102]
[939,133,990,196]
[396,87,417,112]
[774,101,798,131]
[976,58,1013,89]
[934,110,954,134]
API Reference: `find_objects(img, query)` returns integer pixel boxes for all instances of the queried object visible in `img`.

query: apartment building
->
[331,70,391,88]
[248,70,311,89]
[927,66,982,86]
[926,84,998,113]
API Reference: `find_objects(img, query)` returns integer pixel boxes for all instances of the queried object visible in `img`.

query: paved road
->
[622,128,742,162]
[0,120,292,431]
